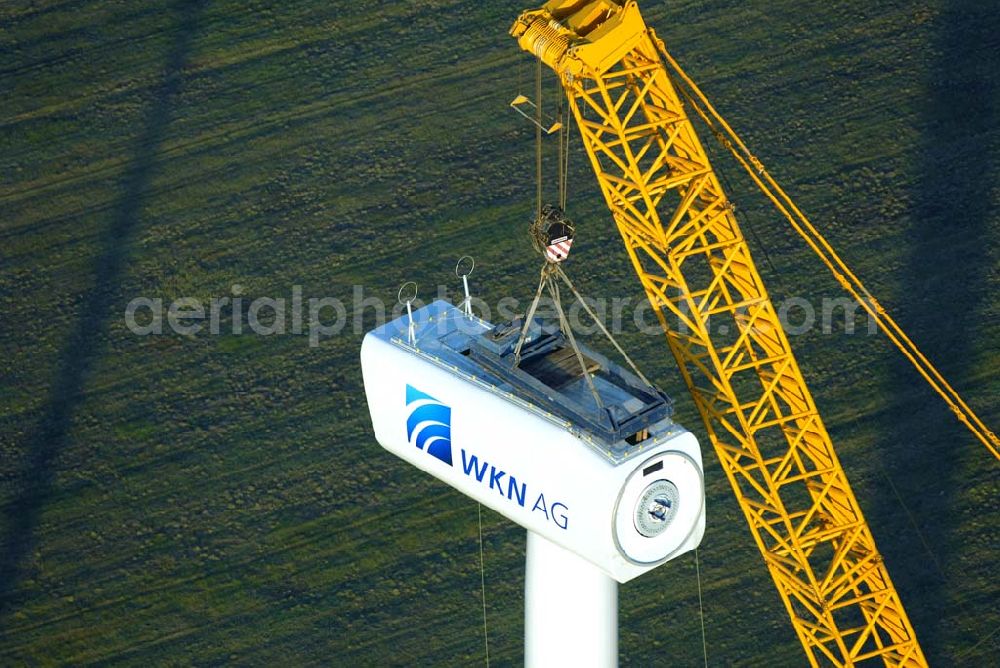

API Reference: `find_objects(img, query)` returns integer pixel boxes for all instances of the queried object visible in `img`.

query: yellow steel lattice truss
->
[513,1,927,665]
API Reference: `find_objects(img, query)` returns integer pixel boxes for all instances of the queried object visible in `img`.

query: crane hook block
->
[532,204,575,263]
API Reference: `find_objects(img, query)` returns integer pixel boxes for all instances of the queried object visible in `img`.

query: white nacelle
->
[361,301,705,583]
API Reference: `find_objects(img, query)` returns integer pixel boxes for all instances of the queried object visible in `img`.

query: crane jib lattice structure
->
[509,1,996,665]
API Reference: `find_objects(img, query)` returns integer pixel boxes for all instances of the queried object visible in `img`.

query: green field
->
[1,0,997,664]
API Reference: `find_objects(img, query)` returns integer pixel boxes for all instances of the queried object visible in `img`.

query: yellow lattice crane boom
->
[510,1,996,665]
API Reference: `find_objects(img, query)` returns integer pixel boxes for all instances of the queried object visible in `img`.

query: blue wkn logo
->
[406,385,453,466]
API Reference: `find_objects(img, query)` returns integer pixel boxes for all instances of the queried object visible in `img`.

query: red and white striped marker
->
[546,237,573,263]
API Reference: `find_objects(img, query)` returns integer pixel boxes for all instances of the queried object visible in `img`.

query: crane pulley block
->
[531,204,575,263]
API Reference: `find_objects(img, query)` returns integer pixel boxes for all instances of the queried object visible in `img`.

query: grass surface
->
[1,0,997,664]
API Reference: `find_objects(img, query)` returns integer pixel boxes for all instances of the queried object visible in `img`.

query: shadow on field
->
[869,1,997,662]
[0,0,206,620]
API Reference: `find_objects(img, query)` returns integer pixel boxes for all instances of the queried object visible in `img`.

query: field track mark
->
[1,10,356,126]
[1,6,188,79]
[0,0,92,25]
[0,493,473,643]
[0,75,497,233]
[0,53,518,205]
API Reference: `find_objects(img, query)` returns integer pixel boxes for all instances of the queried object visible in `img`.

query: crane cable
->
[849,414,989,655]
[654,37,1000,460]
[558,76,571,210]
[694,549,709,668]
[535,57,543,223]
[534,62,572,214]
[557,77,566,211]
[477,503,490,668]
